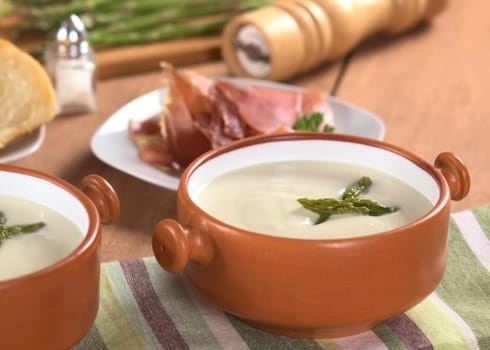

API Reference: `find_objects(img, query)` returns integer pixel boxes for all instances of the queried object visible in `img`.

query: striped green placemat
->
[74,204,490,350]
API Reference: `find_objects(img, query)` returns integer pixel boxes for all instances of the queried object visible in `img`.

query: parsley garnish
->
[293,112,334,132]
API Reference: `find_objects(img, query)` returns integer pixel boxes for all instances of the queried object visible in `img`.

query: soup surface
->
[196,161,433,239]
[0,195,84,280]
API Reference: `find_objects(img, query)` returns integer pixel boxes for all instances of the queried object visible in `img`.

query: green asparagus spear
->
[297,177,398,224]
[340,176,372,200]
[0,211,45,244]
[298,197,397,220]
[85,2,265,35]
[9,0,273,48]
[0,222,45,237]
[347,198,399,216]
[89,16,228,47]
[7,0,63,5]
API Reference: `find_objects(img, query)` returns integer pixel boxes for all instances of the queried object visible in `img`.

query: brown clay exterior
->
[153,132,470,339]
[0,165,119,349]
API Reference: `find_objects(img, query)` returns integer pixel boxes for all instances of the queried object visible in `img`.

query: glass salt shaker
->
[45,14,96,115]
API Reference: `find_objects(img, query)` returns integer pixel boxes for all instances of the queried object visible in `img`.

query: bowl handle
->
[152,218,214,273]
[434,152,470,201]
[81,174,121,224]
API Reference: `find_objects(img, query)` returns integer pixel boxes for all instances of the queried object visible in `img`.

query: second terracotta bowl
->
[152,132,470,338]
[0,165,120,349]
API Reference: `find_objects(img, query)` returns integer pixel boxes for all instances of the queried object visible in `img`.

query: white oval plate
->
[91,79,385,191]
[0,126,46,164]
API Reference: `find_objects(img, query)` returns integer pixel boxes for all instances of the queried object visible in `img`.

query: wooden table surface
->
[11,0,489,262]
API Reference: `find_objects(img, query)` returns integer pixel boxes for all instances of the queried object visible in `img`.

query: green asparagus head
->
[298,176,398,224]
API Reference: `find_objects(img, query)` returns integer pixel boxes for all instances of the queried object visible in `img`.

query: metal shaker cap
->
[56,14,89,58]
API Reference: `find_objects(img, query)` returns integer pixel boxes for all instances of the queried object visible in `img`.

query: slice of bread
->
[0,38,57,148]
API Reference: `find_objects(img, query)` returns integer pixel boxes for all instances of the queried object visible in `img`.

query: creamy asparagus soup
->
[195,161,433,239]
[0,195,84,280]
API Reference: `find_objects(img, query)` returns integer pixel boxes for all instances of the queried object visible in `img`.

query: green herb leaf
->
[293,112,335,132]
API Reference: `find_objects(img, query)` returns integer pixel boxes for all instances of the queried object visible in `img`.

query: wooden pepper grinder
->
[222,0,448,81]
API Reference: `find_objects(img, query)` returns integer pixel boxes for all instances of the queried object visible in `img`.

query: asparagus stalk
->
[13,0,270,31]
[299,197,397,217]
[15,0,114,21]
[298,198,370,215]
[8,0,62,5]
[297,177,398,224]
[8,0,272,49]
[340,176,372,200]
[0,222,46,237]
[89,14,230,47]
[99,0,262,14]
[85,3,251,34]
[347,198,399,216]
[0,211,45,243]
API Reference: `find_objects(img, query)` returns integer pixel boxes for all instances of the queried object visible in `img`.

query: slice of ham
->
[130,63,334,172]
[166,65,245,145]
[128,117,175,170]
[212,86,245,139]
[177,69,247,140]
[163,95,212,169]
[128,117,161,136]
[215,81,334,135]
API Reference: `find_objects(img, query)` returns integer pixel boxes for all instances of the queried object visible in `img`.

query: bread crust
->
[0,38,57,148]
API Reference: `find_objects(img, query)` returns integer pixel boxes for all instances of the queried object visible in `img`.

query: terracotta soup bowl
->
[0,165,120,349]
[152,132,470,339]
